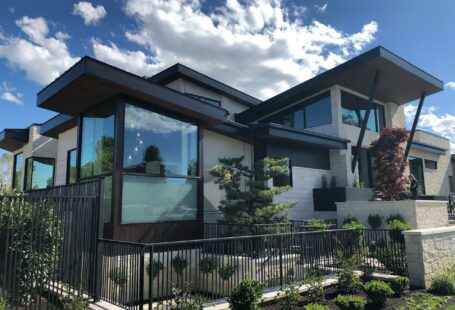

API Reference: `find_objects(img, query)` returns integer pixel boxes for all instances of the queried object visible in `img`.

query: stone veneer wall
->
[403,226,455,288]
[336,200,448,229]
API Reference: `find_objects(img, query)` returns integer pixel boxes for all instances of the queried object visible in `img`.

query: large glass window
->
[409,157,425,196]
[24,157,55,191]
[264,92,331,130]
[341,91,385,132]
[12,153,23,190]
[80,105,115,179]
[122,104,199,223]
[67,149,77,184]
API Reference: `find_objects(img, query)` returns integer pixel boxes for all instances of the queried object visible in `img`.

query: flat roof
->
[40,114,77,138]
[37,57,228,125]
[0,129,29,152]
[148,63,262,107]
[237,46,444,124]
[411,141,447,155]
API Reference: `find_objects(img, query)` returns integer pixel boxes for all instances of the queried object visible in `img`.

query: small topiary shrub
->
[62,294,88,310]
[199,257,217,274]
[390,276,410,297]
[387,219,413,242]
[304,303,329,310]
[218,263,236,281]
[171,256,188,275]
[229,278,264,310]
[343,217,358,225]
[146,259,164,279]
[337,254,362,294]
[430,272,455,295]
[307,219,329,231]
[342,221,366,247]
[367,214,382,229]
[334,294,366,310]
[277,285,302,310]
[109,267,128,287]
[386,214,405,224]
[304,272,325,303]
[363,280,393,306]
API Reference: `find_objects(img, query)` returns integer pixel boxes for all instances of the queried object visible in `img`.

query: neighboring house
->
[0,46,452,242]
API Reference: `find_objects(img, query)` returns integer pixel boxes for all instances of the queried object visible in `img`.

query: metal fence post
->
[139,245,145,310]
[279,234,284,286]
[93,178,105,301]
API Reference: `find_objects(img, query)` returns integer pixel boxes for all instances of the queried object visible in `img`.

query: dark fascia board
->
[210,120,251,142]
[148,63,262,107]
[40,114,77,138]
[411,141,447,155]
[236,46,444,124]
[0,128,29,152]
[250,123,348,150]
[37,57,228,125]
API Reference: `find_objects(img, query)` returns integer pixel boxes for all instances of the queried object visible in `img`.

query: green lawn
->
[446,305,455,310]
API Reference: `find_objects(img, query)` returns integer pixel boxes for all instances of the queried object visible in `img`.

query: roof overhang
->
[237,46,444,123]
[37,57,228,125]
[251,123,348,150]
[148,64,261,107]
[40,114,77,138]
[0,129,29,152]
[411,141,447,155]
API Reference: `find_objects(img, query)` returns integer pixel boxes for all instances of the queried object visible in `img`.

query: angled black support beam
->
[351,69,381,173]
[405,91,426,158]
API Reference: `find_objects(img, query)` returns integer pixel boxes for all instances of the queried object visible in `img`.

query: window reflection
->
[13,153,23,190]
[67,149,77,184]
[341,91,385,132]
[25,157,54,191]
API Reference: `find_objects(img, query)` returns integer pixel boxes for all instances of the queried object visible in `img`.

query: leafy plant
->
[146,259,164,279]
[172,282,204,310]
[386,214,405,224]
[304,272,325,303]
[370,128,410,200]
[342,221,366,247]
[390,276,410,297]
[172,256,188,275]
[199,257,217,274]
[387,219,413,242]
[304,303,329,310]
[367,214,382,229]
[330,176,337,188]
[370,240,407,275]
[401,292,451,310]
[109,267,128,287]
[342,217,358,225]
[321,175,328,189]
[209,157,296,224]
[334,294,366,310]
[363,280,393,306]
[0,299,9,310]
[218,263,236,280]
[277,285,302,309]
[62,294,88,310]
[336,253,362,293]
[307,219,329,231]
[229,278,265,310]
[430,271,455,295]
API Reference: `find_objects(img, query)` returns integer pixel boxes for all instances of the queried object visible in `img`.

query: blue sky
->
[0,0,454,155]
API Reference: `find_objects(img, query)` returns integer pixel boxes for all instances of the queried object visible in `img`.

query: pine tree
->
[209,156,296,224]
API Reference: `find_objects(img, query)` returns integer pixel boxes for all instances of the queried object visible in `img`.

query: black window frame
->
[424,159,438,170]
[12,152,23,190]
[449,176,454,193]
[185,93,221,107]
[23,156,55,192]
[66,148,78,184]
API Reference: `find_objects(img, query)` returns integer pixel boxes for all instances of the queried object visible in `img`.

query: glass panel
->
[102,176,113,224]
[67,149,77,184]
[121,175,198,224]
[341,91,383,132]
[409,157,425,196]
[376,104,385,131]
[80,105,115,179]
[123,104,198,177]
[305,96,332,128]
[25,158,54,191]
[13,153,23,189]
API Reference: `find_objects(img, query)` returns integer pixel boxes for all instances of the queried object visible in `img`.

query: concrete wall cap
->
[403,225,455,236]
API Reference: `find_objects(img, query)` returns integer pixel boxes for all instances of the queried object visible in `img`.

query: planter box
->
[313,187,373,211]
[336,200,449,229]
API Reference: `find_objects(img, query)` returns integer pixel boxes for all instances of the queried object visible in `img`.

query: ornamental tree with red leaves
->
[370,128,410,201]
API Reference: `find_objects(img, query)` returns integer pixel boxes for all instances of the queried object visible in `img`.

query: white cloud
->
[446,82,455,90]
[72,1,107,25]
[405,104,455,152]
[0,81,23,105]
[315,3,328,13]
[1,92,23,105]
[92,0,378,99]
[0,16,80,85]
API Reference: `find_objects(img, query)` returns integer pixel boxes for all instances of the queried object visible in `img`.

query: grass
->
[446,305,455,310]
[395,292,451,310]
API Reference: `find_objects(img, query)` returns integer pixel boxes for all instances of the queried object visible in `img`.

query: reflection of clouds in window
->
[125,104,196,134]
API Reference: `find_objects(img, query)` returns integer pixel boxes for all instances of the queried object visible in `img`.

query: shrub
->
[199,257,217,274]
[229,279,265,310]
[367,214,382,229]
[304,303,329,310]
[370,240,407,275]
[109,267,127,287]
[62,294,88,310]
[334,294,366,310]
[171,256,188,275]
[342,221,366,247]
[343,217,358,225]
[277,285,302,309]
[307,219,329,231]
[363,280,393,305]
[337,254,362,293]
[146,259,164,279]
[386,214,405,224]
[304,272,325,303]
[387,219,413,242]
[321,175,328,188]
[430,272,455,295]
[0,299,9,310]
[390,276,410,297]
[330,176,337,188]
[218,263,236,280]
[172,282,204,310]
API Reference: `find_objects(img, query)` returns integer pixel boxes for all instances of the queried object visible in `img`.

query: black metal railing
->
[449,194,455,221]
[98,228,407,309]
[0,180,102,309]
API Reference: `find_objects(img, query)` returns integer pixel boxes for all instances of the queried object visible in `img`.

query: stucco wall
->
[336,200,448,229]
[404,226,455,288]
[54,127,78,186]
[202,129,253,223]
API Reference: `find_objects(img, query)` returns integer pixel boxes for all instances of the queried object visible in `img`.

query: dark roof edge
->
[148,63,262,107]
[411,141,447,154]
[40,114,77,138]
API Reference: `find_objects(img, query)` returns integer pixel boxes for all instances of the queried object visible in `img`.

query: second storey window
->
[341,91,385,132]
[12,152,23,190]
[24,157,55,191]
[67,149,77,184]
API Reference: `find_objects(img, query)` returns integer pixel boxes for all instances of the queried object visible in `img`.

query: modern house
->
[0,46,453,242]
